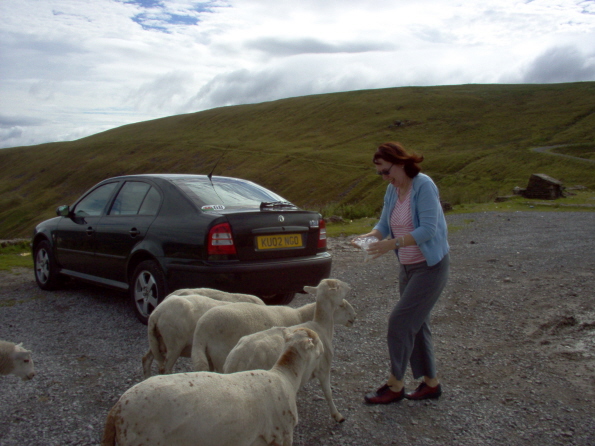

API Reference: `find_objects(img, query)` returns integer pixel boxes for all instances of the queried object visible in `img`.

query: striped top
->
[390,188,426,265]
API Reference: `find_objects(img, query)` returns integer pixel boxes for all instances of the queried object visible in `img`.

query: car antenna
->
[207,149,227,205]
[208,149,227,182]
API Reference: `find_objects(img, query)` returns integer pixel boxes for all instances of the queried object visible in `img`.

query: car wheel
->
[34,240,62,290]
[130,260,167,325]
[262,292,295,306]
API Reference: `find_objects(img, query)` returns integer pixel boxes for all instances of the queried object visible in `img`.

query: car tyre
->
[130,260,167,325]
[34,240,62,290]
[262,292,295,306]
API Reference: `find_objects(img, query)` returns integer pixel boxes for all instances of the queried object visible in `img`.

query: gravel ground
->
[1,211,594,446]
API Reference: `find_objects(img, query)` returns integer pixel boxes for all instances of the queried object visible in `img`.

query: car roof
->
[105,174,237,182]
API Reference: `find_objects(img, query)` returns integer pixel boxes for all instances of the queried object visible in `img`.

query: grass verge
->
[0,240,33,272]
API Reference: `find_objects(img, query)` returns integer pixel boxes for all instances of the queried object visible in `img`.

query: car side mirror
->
[56,205,71,217]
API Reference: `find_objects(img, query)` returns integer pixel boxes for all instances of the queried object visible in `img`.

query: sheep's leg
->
[190,341,211,371]
[283,431,294,446]
[162,343,186,374]
[101,403,119,445]
[141,349,154,379]
[318,372,344,423]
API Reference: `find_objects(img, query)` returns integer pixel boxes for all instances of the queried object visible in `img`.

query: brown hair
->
[373,142,423,178]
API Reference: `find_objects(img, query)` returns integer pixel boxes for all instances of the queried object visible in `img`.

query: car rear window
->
[174,177,287,208]
[110,182,151,215]
[109,182,162,216]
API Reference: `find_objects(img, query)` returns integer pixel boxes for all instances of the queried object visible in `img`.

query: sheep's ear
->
[303,286,317,295]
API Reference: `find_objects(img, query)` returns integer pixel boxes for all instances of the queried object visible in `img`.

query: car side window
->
[74,182,119,217]
[109,182,152,216]
[138,187,161,216]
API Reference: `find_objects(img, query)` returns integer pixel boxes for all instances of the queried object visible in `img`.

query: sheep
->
[224,299,355,375]
[142,291,265,378]
[190,278,351,375]
[102,327,324,446]
[167,287,265,305]
[223,281,355,422]
[0,340,35,381]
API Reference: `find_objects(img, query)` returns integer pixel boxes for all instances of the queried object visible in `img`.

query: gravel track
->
[1,211,594,445]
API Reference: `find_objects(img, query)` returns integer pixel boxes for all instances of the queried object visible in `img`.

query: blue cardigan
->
[373,173,449,266]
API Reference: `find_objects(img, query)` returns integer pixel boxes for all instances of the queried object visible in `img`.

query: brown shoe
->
[405,382,442,400]
[364,384,405,404]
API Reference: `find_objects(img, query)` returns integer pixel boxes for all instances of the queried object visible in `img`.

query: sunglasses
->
[376,164,394,176]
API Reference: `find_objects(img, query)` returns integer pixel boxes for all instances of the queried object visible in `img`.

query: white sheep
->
[167,287,265,305]
[142,291,266,378]
[223,280,354,422]
[223,299,355,376]
[102,327,324,446]
[0,340,35,381]
[190,278,351,374]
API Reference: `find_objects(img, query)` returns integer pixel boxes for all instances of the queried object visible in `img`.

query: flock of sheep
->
[3,278,355,446]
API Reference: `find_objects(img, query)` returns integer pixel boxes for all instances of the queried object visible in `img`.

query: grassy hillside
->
[1,82,594,238]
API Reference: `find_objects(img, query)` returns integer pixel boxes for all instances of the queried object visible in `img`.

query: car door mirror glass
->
[56,205,71,217]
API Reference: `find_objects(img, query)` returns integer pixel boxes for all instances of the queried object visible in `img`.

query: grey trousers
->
[387,253,449,380]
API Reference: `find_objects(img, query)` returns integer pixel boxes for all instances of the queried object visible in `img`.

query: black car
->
[32,174,332,323]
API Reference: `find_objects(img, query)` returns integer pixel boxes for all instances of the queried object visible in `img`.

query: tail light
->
[317,218,327,249]
[208,222,237,255]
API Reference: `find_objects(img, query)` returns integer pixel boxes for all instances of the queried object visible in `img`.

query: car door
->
[54,181,120,275]
[93,181,162,283]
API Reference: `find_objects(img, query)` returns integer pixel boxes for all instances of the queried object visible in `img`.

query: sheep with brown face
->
[223,280,355,422]
[102,327,324,446]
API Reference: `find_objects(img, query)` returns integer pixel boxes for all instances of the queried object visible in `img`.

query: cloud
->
[0,115,47,128]
[243,37,394,57]
[1,0,595,149]
[0,114,47,146]
[521,45,595,83]
[181,54,398,112]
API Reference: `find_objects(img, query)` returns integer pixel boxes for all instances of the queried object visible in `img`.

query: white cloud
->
[1,0,594,148]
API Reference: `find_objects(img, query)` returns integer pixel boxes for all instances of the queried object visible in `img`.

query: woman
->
[354,141,449,404]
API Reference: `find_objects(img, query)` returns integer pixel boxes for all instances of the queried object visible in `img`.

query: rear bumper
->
[165,252,332,295]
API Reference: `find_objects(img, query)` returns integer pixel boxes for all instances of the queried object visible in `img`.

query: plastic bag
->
[352,236,379,262]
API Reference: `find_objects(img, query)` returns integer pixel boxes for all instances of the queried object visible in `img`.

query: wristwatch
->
[395,238,401,248]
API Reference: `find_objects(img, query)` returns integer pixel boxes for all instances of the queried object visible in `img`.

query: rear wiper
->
[260,201,297,210]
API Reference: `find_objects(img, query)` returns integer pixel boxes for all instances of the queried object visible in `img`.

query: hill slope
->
[1,82,594,238]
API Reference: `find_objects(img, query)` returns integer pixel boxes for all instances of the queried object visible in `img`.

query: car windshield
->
[174,177,289,209]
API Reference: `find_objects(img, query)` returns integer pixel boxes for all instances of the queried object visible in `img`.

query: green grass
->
[0,241,33,271]
[1,82,595,238]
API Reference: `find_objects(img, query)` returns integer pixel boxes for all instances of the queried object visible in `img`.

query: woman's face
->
[374,158,409,188]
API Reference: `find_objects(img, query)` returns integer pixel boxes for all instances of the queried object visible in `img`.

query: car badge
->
[278,215,285,222]
[201,205,226,212]
[309,219,319,228]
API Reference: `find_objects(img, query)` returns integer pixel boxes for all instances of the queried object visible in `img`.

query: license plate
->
[256,234,303,250]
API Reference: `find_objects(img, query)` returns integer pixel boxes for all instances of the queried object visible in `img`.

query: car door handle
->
[86,226,95,236]
[129,228,141,238]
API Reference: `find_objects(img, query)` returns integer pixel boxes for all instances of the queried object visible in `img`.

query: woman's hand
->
[367,238,397,259]
[350,231,380,248]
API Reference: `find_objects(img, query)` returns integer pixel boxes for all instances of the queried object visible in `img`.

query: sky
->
[1,0,595,149]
